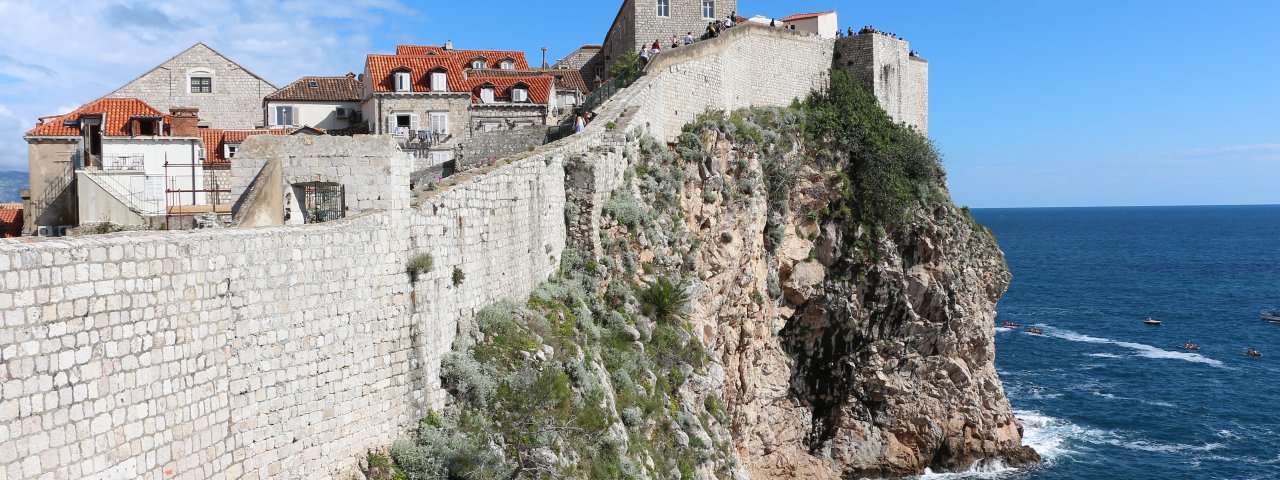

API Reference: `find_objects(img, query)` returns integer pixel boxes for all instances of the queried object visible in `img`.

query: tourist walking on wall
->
[684,32,694,45]
[640,46,650,66]
[573,113,586,134]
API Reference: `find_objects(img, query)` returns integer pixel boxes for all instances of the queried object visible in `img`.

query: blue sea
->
[936,205,1280,480]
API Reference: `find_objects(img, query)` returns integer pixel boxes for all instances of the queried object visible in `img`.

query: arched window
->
[187,68,214,93]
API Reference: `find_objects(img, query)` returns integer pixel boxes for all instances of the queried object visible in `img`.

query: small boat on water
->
[1245,349,1263,357]
[1181,343,1200,351]
[1262,309,1280,323]
[1144,317,1162,326]
[1001,321,1021,328]
[1027,327,1044,335]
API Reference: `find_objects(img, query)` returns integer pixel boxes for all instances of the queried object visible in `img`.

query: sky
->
[0,0,1276,208]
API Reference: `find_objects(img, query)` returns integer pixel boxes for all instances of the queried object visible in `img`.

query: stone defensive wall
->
[0,24,836,479]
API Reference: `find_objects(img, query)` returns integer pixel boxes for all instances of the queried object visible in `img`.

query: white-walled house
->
[264,75,363,131]
[781,11,839,39]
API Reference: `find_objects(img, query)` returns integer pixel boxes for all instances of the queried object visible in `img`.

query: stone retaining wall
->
[0,24,836,479]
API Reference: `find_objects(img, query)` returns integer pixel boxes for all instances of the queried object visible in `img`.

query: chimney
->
[541,46,548,69]
[170,107,201,137]
[444,40,453,51]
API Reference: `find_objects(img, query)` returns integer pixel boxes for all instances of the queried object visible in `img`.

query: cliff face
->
[386,74,1035,479]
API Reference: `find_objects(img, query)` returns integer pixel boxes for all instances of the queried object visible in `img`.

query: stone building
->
[597,0,738,78]
[264,74,363,131]
[361,44,556,169]
[103,43,277,129]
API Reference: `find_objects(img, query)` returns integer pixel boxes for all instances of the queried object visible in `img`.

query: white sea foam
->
[914,459,1018,479]
[1044,327,1225,367]
[1085,353,1124,359]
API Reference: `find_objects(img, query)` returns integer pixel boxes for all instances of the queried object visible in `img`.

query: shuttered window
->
[429,112,448,134]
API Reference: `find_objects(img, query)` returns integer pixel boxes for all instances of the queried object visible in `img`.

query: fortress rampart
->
[0,25,897,479]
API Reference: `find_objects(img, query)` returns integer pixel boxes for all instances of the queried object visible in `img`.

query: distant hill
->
[0,171,27,203]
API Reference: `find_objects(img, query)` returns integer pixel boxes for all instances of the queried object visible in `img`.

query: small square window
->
[191,77,212,93]
[225,143,240,158]
[307,80,319,88]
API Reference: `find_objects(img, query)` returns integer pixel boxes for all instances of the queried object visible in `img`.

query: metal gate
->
[301,183,345,223]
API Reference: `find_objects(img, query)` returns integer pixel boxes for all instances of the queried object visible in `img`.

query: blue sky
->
[0,0,1276,207]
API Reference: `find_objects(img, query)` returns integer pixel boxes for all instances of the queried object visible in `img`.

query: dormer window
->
[133,117,161,136]
[511,86,529,103]
[430,69,448,92]
[498,59,515,70]
[307,80,319,88]
[479,85,495,104]
[225,143,241,159]
[393,70,412,92]
[470,58,487,69]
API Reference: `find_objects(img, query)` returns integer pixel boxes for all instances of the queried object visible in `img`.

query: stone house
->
[22,99,285,233]
[264,74,363,131]
[103,43,277,129]
[597,0,738,78]
[360,44,556,168]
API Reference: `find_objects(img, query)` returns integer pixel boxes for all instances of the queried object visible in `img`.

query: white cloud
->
[0,0,412,171]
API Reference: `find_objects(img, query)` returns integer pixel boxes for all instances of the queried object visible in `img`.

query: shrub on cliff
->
[803,70,944,230]
[638,276,690,324]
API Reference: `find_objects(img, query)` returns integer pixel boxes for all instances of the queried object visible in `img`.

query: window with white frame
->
[702,0,715,18]
[498,59,515,70]
[430,70,448,92]
[480,86,495,103]
[275,106,294,126]
[656,0,669,17]
[394,71,412,92]
[428,112,448,134]
[470,58,486,69]
[225,143,241,159]
[190,76,212,93]
[511,86,528,103]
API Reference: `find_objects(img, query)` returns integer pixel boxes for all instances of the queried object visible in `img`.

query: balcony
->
[99,154,146,172]
[397,130,452,158]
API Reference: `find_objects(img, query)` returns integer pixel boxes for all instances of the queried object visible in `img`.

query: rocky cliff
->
[381,72,1036,479]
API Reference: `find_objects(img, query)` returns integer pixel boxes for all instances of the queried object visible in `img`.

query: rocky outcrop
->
[594,107,1038,477]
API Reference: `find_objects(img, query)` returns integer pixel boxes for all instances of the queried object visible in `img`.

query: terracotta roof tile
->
[0,205,22,238]
[266,76,361,102]
[396,45,531,69]
[469,68,590,93]
[198,129,290,165]
[466,75,554,104]
[780,11,835,22]
[26,98,165,137]
[396,45,446,55]
[367,54,470,93]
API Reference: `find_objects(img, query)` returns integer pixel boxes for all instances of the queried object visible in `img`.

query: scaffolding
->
[163,160,230,229]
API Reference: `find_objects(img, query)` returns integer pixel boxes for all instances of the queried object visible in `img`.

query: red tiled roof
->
[466,75,554,104]
[395,45,532,69]
[266,76,362,102]
[26,98,165,137]
[0,205,22,238]
[469,68,589,93]
[197,129,290,165]
[780,11,835,22]
[396,45,445,55]
[366,54,470,93]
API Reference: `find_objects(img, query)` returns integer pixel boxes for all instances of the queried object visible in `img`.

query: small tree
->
[610,50,641,87]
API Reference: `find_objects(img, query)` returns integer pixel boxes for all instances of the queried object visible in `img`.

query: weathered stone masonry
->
[1,24,861,479]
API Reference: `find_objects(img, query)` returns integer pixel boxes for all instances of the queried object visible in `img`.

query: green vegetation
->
[452,267,465,287]
[609,50,642,87]
[407,253,435,275]
[637,276,690,324]
[801,70,944,231]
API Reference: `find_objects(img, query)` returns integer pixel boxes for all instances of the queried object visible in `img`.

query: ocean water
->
[942,205,1280,480]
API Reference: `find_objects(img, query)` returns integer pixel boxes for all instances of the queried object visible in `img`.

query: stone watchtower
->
[834,33,929,134]
[597,0,738,79]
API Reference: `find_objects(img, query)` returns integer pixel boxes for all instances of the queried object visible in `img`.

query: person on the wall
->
[573,112,586,134]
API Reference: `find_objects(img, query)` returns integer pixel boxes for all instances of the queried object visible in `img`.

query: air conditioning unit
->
[37,226,53,237]
[336,107,350,118]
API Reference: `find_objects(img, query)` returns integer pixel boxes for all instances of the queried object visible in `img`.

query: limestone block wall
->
[104,44,276,130]
[457,126,548,167]
[229,135,412,215]
[0,25,839,480]
[834,34,929,134]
